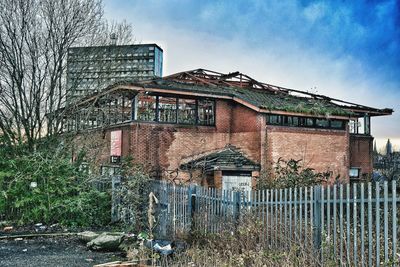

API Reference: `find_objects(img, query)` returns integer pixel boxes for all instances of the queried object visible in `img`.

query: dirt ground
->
[0,236,125,267]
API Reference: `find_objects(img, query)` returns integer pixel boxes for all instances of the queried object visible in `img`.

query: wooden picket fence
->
[151,180,399,266]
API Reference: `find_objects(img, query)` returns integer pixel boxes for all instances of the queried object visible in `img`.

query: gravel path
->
[0,236,124,267]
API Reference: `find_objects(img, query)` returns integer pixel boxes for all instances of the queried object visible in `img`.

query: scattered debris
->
[50,223,59,229]
[78,231,99,243]
[126,248,139,259]
[87,232,124,251]
[143,239,187,256]
[0,232,76,240]
[3,226,13,231]
[118,233,137,252]
[144,240,173,255]
[137,232,148,240]
[34,223,47,232]
[93,261,149,267]
[1,236,124,266]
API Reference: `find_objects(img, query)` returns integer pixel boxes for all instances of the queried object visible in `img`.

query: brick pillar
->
[260,115,267,172]
[214,170,223,189]
[251,170,260,189]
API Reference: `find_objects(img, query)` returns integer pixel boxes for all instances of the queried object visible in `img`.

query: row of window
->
[64,93,216,132]
[68,70,154,78]
[69,63,154,72]
[69,52,155,59]
[266,115,346,130]
[65,94,353,132]
[135,95,215,125]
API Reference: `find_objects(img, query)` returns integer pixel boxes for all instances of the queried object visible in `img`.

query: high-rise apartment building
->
[66,44,163,101]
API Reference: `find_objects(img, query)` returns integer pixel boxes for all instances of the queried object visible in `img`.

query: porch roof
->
[180,146,260,173]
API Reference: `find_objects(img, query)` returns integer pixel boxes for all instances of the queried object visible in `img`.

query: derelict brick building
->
[64,69,392,191]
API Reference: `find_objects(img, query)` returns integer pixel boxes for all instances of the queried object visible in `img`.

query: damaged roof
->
[180,146,261,172]
[142,79,353,116]
[73,68,393,118]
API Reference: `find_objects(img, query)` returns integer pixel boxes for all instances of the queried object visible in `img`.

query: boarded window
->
[178,98,196,124]
[158,96,177,123]
[198,99,215,125]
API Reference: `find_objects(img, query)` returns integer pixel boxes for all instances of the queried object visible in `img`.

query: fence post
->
[111,175,122,223]
[188,184,197,232]
[233,191,242,227]
[313,185,322,258]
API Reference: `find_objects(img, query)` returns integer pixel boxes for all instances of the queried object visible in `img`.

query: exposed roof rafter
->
[163,68,393,116]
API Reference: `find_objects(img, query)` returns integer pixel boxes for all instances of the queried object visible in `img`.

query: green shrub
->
[114,156,152,232]
[257,158,338,189]
[0,137,111,227]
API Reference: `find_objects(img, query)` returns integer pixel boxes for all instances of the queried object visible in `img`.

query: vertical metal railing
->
[150,180,399,266]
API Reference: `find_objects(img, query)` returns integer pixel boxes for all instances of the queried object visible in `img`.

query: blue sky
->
[104,0,400,151]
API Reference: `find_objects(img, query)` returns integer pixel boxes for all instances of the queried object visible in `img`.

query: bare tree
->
[0,0,134,148]
[90,19,135,46]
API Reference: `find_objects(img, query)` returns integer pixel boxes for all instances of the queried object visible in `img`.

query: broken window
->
[130,93,215,126]
[330,120,345,129]
[178,98,196,124]
[267,115,281,125]
[316,118,329,128]
[136,95,156,121]
[198,99,215,125]
[121,95,132,122]
[299,117,314,127]
[78,109,92,130]
[267,114,347,130]
[158,96,177,123]
[281,116,299,126]
[349,115,370,135]
[96,107,105,127]
[288,116,298,126]
[109,98,120,124]
[364,115,370,135]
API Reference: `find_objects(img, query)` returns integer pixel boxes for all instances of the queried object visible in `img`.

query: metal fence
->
[151,180,400,266]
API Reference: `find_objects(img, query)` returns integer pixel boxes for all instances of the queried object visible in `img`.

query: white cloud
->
[104,1,400,148]
[303,2,327,23]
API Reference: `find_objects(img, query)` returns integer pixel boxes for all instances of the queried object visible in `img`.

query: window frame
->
[266,114,346,130]
[349,167,360,178]
[132,93,216,126]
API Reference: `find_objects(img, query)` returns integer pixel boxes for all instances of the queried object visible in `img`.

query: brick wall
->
[71,98,367,185]
[230,103,263,162]
[349,134,373,178]
[74,99,263,183]
[266,125,350,182]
